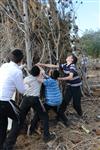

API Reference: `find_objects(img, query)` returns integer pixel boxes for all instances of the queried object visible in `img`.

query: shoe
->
[56,116,70,127]
[59,119,70,127]
[43,133,56,143]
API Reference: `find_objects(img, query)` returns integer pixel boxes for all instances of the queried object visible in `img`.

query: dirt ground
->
[15,97,100,150]
[15,69,100,150]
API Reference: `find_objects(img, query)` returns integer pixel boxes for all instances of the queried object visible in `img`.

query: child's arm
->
[37,72,44,83]
[37,63,59,68]
[36,64,45,76]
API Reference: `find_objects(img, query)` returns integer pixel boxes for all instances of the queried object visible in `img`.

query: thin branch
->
[38,32,46,62]
[10,0,23,22]
[0,4,25,33]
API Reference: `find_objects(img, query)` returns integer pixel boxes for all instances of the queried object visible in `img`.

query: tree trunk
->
[23,0,32,70]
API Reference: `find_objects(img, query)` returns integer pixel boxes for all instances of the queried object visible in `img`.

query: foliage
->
[80,30,100,58]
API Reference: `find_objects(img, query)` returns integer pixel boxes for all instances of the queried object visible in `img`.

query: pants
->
[30,103,68,133]
[4,96,49,150]
[59,85,82,116]
[0,101,18,150]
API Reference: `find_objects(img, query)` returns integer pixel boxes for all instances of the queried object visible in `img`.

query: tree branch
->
[0,4,25,33]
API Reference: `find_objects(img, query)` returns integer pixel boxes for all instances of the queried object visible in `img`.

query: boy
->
[58,54,83,117]
[29,70,69,135]
[37,54,83,117]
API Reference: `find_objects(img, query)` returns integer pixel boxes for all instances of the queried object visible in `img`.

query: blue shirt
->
[43,77,62,106]
[60,63,82,87]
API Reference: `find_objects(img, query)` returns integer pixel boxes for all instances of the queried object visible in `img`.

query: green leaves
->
[80,30,100,58]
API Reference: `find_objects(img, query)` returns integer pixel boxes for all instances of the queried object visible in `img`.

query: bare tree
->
[23,0,32,70]
[0,0,83,66]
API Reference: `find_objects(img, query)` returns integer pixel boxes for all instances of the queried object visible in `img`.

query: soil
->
[15,97,100,150]
[15,69,100,150]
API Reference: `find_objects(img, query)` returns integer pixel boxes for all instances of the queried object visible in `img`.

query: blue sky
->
[43,0,99,36]
[76,0,100,36]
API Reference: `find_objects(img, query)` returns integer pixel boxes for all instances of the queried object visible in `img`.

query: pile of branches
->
[0,0,81,64]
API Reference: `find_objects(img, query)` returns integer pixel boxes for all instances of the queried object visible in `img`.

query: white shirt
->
[0,61,25,101]
[24,75,42,97]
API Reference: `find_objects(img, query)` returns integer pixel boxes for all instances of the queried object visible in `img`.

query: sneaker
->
[43,133,56,143]
[59,119,70,127]
[56,116,70,127]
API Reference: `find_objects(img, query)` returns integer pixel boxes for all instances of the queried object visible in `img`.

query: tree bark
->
[23,0,32,70]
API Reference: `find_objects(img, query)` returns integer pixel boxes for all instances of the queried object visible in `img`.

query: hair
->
[30,65,40,77]
[71,54,78,64]
[51,70,59,80]
[9,49,23,63]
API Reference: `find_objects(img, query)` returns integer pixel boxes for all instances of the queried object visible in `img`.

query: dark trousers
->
[44,104,68,123]
[4,96,49,150]
[0,101,18,150]
[30,103,68,133]
[29,104,56,133]
[59,85,82,116]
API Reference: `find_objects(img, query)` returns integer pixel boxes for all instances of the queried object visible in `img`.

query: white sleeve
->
[14,71,25,94]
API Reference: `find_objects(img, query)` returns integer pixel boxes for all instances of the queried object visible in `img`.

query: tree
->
[80,30,100,58]
[23,0,32,70]
[0,0,82,67]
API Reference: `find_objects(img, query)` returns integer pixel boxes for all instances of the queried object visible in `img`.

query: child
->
[58,54,83,117]
[43,70,69,125]
[29,70,69,135]
[37,54,83,117]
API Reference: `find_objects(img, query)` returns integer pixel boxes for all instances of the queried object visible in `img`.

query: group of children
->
[0,49,82,150]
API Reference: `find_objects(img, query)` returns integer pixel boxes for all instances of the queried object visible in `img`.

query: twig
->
[0,4,25,33]
[55,143,70,150]
[10,0,23,22]
[71,139,91,149]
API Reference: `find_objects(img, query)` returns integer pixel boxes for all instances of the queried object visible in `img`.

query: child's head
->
[66,54,78,64]
[30,65,40,77]
[50,70,59,80]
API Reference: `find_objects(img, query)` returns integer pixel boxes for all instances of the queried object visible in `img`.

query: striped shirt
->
[44,77,62,106]
[60,63,82,87]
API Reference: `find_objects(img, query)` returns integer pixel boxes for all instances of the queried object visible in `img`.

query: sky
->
[75,0,100,36]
